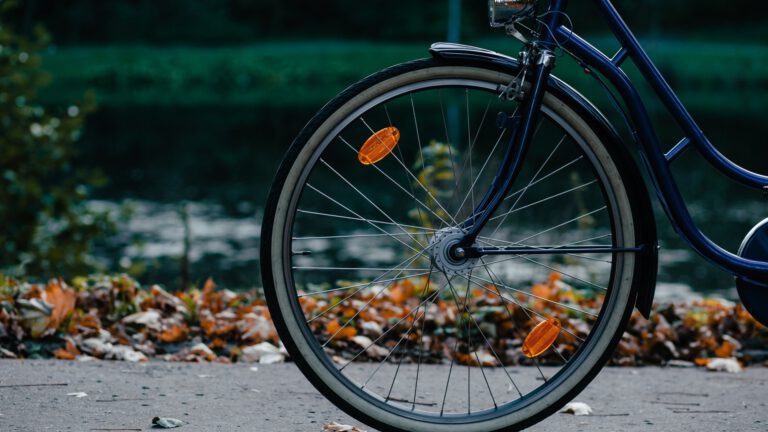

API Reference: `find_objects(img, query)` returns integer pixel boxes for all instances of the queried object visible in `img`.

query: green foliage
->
[0,2,113,278]
[9,0,768,44]
[410,140,458,229]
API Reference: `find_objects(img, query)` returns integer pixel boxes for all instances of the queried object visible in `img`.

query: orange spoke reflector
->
[522,318,561,358]
[358,127,400,165]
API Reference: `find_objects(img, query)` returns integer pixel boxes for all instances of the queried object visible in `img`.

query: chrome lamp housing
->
[488,0,537,27]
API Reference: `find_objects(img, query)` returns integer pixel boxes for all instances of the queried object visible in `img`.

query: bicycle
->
[260,1,768,430]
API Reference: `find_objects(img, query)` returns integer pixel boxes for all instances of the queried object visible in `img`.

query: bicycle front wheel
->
[261,59,640,432]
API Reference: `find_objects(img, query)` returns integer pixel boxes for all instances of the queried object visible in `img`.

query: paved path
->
[0,360,766,431]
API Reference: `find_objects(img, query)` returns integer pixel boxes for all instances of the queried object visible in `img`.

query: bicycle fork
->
[452,47,557,258]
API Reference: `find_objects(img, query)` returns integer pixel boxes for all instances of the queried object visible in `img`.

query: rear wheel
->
[261,59,641,431]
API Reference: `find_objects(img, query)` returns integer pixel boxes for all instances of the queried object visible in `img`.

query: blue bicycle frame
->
[461,0,768,282]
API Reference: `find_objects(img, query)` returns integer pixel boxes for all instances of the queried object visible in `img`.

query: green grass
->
[39,38,768,111]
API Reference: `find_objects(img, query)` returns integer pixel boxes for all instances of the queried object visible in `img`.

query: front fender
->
[429,42,659,318]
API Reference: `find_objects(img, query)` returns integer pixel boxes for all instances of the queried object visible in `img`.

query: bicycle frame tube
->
[541,0,768,280]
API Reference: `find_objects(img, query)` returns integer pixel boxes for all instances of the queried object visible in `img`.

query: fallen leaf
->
[189,343,216,361]
[152,416,184,428]
[44,280,76,332]
[714,340,736,358]
[706,357,742,373]
[240,342,285,364]
[322,422,366,432]
[350,335,388,358]
[157,324,188,343]
[53,339,80,360]
[561,401,592,416]
[122,310,162,328]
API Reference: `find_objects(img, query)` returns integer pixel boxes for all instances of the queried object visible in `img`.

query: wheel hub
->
[428,228,479,277]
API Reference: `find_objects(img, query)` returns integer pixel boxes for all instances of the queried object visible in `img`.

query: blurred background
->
[1,0,766,299]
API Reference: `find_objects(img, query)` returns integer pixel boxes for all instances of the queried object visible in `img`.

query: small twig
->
[588,413,631,417]
[647,401,701,406]
[0,383,68,388]
[671,410,731,414]
[657,391,709,397]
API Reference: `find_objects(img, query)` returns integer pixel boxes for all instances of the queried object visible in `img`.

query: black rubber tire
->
[260,58,643,432]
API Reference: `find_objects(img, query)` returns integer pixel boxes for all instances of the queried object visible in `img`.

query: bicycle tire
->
[261,58,645,432]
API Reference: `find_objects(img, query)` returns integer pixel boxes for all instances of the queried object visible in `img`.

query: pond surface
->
[77,94,768,299]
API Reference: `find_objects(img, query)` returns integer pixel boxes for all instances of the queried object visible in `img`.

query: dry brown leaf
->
[157,324,188,343]
[43,280,76,331]
[323,422,366,432]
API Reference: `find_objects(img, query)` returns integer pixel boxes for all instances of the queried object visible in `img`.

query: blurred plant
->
[0,1,113,277]
[409,140,458,229]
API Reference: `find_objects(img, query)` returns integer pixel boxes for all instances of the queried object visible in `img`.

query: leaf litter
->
[0,273,765,371]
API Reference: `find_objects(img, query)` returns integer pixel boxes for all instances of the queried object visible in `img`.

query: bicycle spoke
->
[297,272,431,298]
[502,155,584,202]
[460,273,586,345]
[357,287,445,386]
[383,264,437,403]
[445,280,524,398]
[489,179,597,222]
[318,160,428,249]
[410,94,426,172]
[476,259,554,378]
[466,273,598,319]
[514,254,608,291]
[358,117,459,226]
[338,136,452,228]
[294,232,432,241]
[321,248,432,346]
[293,266,430,272]
[305,184,423,254]
[308,247,429,324]
[438,90,459,191]
[452,127,508,222]
[474,257,571,364]
[297,209,438,232]
[490,134,566,237]
[512,206,607,245]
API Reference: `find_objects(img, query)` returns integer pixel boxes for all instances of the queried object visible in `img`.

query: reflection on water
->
[79,104,767,298]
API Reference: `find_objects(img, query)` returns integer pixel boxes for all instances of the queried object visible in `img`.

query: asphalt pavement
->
[0,360,766,431]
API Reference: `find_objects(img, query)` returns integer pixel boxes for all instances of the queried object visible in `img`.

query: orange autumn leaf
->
[325,319,341,335]
[43,280,76,331]
[299,297,318,314]
[389,285,407,304]
[400,279,416,297]
[325,319,357,339]
[548,272,561,288]
[714,340,735,358]
[201,277,217,309]
[340,306,356,319]
[531,283,552,300]
[158,324,188,343]
[77,314,101,331]
[53,348,76,360]
[209,338,227,349]
[694,358,711,366]
[54,339,80,360]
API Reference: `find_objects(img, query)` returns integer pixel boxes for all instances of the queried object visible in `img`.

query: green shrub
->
[0,1,112,278]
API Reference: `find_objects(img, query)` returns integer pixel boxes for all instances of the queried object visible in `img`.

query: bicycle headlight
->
[488,0,536,27]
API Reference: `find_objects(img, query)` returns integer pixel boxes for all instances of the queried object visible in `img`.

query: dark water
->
[78,99,768,299]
